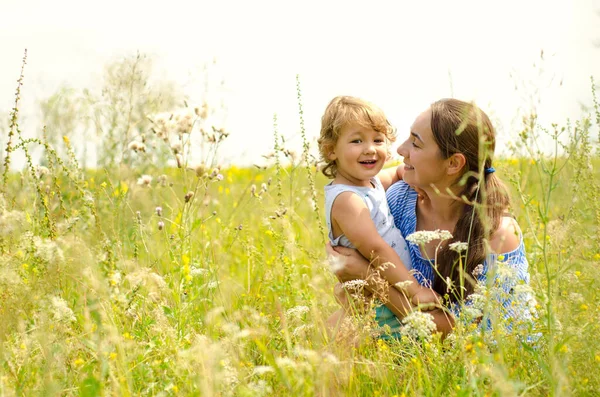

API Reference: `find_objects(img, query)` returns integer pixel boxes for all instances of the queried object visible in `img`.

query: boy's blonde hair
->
[317,96,396,178]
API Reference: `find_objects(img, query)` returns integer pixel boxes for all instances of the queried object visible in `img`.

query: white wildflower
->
[128,141,146,152]
[341,279,368,292]
[472,264,484,277]
[449,241,468,253]
[190,267,209,277]
[292,324,313,338]
[35,165,50,178]
[137,175,152,186]
[51,296,76,323]
[286,305,309,319]
[400,311,437,341]
[406,229,453,245]
[33,236,65,263]
[206,281,218,290]
[0,209,25,236]
[170,141,182,154]
[568,292,584,304]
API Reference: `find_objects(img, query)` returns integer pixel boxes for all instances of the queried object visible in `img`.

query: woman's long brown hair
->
[429,99,511,303]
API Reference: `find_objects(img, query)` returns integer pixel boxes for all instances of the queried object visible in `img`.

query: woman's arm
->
[327,243,454,336]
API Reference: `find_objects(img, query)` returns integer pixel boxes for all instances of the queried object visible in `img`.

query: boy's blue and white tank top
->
[324,177,412,270]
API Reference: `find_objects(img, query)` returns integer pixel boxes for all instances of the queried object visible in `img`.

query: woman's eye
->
[351,139,362,143]
[411,141,419,148]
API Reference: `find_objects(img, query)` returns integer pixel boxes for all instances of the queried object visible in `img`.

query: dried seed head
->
[155,206,163,217]
[184,191,194,203]
[158,221,164,230]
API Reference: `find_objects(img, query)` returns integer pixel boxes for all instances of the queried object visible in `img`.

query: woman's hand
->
[326,242,370,282]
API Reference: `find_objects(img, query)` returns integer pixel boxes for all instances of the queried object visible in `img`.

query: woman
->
[327,98,531,336]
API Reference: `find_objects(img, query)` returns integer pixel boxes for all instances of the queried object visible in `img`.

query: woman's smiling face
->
[397,108,448,189]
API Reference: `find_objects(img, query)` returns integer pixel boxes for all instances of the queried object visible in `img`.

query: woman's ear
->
[446,153,466,176]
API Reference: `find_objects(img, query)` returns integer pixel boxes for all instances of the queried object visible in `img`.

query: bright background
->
[1,0,599,166]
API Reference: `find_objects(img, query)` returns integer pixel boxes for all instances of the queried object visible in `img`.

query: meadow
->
[1,53,599,396]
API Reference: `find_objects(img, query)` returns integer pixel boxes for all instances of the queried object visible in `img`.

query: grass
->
[0,55,599,396]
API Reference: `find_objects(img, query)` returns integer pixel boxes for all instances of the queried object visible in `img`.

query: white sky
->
[1,0,600,167]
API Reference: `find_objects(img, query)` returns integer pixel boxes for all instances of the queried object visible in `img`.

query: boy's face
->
[329,123,388,186]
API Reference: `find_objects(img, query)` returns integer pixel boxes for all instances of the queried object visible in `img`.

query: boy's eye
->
[351,139,362,143]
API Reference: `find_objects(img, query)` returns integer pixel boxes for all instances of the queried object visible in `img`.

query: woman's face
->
[397,108,449,189]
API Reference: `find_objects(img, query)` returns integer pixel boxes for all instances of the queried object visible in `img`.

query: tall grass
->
[0,51,599,396]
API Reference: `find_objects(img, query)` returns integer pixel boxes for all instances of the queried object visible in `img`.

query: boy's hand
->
[411,287,441,311]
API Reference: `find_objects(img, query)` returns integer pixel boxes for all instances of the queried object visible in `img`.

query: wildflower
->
[286,305,310,318]
[176,154,183,168]
[250,184,257,196]
[51,296,76,323]
[137,175,152,187]
[215,173,224,181]
[63,136,70,145]
[35,165,50,179]
[449,241,468,253]
[158,174,167,186]
[209,168,220,179]
[171,141,182,154]
[158,221,164,231]
[400,311,436,341]
[406,229,453,245]
[206,281,218,289]
[191,163,206,177]
[184,191,194,203]
[190,267,208,277]
[342,279,368,292]
[155,206,162,217]
[128,141,146,152]
[472,264,484,277]
[292,324,314,338]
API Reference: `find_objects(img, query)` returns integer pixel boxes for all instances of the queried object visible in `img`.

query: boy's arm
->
[377,165,405,190]
[331,191,421,297]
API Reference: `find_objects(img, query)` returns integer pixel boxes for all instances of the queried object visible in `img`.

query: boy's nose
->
[364,144,376,154]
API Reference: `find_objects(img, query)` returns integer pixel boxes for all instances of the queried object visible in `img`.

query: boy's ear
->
[326,144,337,161]
[446,153,466,176]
